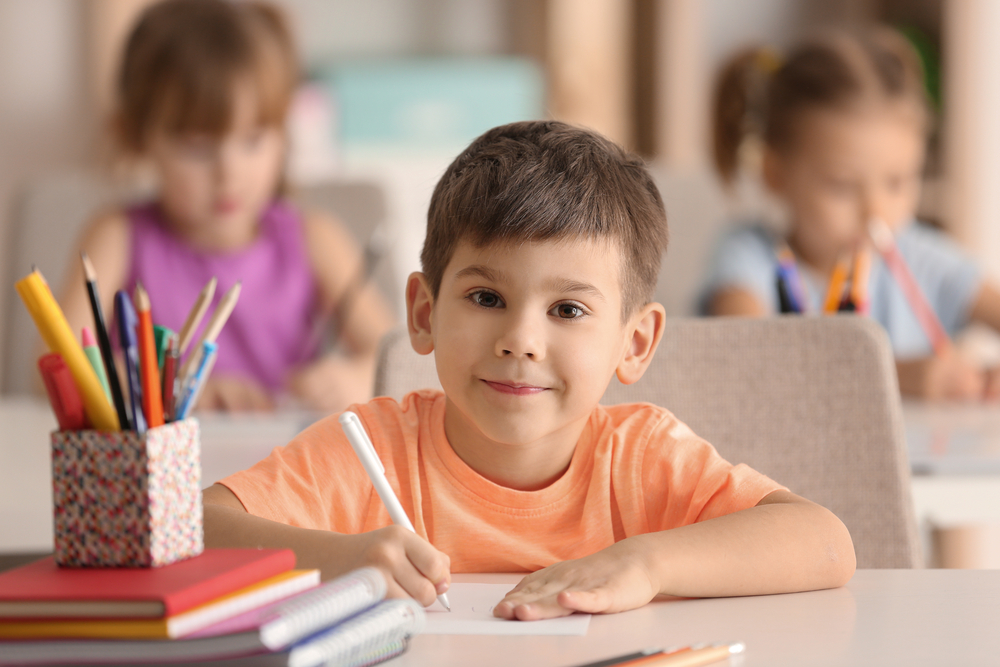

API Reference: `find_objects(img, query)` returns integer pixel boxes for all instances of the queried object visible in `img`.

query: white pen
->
[339,411,451,612]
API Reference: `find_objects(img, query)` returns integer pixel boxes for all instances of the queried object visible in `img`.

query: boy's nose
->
[495,315,545,360]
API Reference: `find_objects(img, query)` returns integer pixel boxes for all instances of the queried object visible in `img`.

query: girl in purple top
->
[57,0,393,412]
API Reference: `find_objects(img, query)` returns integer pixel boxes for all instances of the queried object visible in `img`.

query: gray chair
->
[372,316,921,569]
[1,172,393,395]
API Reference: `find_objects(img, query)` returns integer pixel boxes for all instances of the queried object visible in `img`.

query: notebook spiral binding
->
[288,598,425,667]
[260,567,386,650]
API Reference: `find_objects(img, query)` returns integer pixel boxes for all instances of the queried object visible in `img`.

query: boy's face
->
[409,237,662,484]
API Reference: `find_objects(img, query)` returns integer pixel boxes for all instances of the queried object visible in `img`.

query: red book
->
[0,549,295,619]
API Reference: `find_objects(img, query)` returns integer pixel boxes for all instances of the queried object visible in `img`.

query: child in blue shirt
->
[700,28,1000,401]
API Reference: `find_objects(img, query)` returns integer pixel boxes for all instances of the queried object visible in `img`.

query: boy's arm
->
[494,490,855,621]
[202,484,450,606]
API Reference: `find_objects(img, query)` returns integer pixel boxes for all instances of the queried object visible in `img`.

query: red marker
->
[38,353,88,431]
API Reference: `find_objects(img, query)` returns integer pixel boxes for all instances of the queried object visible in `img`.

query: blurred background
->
[2,0,999,383]
[4,0,1000,569]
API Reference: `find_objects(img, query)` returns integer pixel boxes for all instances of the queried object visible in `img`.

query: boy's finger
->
[557,587,613,614]
[510,597,574,621]
[390,558,440,607]
[404,536,451,591]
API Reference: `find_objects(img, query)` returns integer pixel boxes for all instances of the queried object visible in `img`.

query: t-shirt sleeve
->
[641,414,786,532]
[218,412,372,534]
[698,226,779,314]
[898,223,982,335]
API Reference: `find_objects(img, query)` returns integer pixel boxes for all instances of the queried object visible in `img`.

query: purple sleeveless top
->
[125,201,319,393]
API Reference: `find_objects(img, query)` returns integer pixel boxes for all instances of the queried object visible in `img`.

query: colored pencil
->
[776,245,808,313]
[849,247,872,315]
[134,283,164,429]
[179,281,240,382]
[176,341,219,420]
[153,325,172,372]
[81,327,111,403]
[868,219,949,354]
[640,643,744,667]
[177,277,217,357]
[823,253,851,314]
[115,290,145,434]
[80,253,129,430]
[162,334,179,422]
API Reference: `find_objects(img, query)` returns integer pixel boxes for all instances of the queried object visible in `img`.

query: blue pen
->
[114,290,144,433]
[175,341,218,420]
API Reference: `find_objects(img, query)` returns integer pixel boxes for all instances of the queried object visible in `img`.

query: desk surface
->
[409,570,1000,667]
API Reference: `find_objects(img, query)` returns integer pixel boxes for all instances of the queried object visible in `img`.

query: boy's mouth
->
[481,380,547,396]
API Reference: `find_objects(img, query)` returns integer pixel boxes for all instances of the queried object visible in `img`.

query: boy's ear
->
[406,272,435,355]
[616,302,666,385]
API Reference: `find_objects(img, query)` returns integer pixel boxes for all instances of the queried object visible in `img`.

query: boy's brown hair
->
[422,121,668,319]
[114,0,298,152]
[712,26,928,183]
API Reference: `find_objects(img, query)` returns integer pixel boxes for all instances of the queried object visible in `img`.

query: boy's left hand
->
[493,539,658,621]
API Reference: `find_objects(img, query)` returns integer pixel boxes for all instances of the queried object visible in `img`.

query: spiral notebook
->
[0,568,425,667]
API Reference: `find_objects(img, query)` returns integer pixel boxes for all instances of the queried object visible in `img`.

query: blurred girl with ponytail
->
[699,27,1000,401]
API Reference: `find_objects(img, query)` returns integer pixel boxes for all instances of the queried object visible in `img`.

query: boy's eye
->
[551,303,585,319]
[469,291,504,309]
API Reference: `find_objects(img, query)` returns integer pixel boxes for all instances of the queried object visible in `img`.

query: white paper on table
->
[423,583,591,635]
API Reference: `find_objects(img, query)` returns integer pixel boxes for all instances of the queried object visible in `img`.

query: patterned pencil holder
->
[51,419,204,567]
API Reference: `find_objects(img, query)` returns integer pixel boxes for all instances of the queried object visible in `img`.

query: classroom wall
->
[0,0,97,384]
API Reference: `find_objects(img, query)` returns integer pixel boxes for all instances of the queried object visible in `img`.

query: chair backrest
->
[373,316,921,569]
[2,172,393,395]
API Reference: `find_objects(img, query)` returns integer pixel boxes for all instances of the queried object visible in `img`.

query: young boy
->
[203,121,856,621]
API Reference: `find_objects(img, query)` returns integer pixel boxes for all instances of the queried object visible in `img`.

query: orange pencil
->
[134,283,164,428]
[823,253,851,313]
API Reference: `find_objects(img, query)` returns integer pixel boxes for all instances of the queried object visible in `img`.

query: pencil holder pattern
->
[51,419,203,567]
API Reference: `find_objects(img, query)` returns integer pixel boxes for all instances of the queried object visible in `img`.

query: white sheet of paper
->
[423,583,591,635]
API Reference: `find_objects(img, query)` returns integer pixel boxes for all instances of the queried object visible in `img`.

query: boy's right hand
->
[335,525,451,607]
[896,348,985,401]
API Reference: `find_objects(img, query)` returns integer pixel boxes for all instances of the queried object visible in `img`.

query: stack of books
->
[0,549,424,666]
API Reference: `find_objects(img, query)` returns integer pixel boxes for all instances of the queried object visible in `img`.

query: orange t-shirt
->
[220,390,784,573]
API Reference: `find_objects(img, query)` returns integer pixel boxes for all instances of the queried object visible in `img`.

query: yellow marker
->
[15,270,119,431]
[823,254,851,313]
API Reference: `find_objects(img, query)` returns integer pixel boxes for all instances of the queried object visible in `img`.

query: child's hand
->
[286,355,375,412]
[493,539,658,621]
[196,375,274,412]
[896,348,986,401]
[336,525,451,607]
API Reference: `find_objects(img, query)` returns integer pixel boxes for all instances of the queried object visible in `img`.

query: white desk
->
[404,570,1000,667]
[0,398,319,553]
